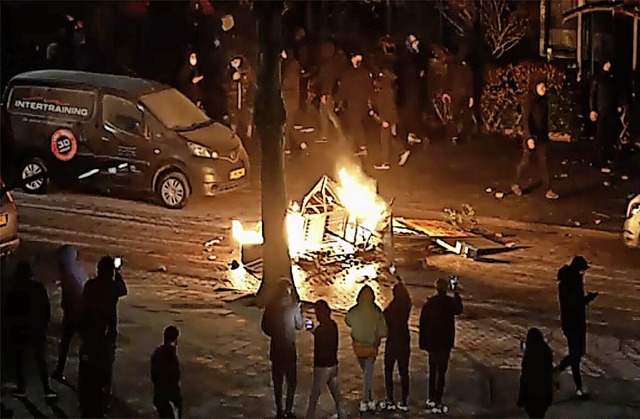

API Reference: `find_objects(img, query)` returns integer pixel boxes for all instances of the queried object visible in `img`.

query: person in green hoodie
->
[345,285,388,413]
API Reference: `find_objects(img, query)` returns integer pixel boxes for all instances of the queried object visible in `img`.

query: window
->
[102,94,143,135]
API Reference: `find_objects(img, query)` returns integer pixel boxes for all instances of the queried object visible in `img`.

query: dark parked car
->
[2,70,250,208]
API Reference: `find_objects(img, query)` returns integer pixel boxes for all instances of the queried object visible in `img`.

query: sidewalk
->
[2,268,638,418]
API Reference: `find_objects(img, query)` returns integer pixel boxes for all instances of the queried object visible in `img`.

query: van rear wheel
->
[20,157,48,194]
[158,171,190,209]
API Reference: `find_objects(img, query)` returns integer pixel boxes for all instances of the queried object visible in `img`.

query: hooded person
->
[306,300,343,418]
[370,64,411,170]
[555,256,598,398]
[512,77,559,200]
[316,39,348,144]
[419,277,463,414]
[178,50,205,107]
[226,55,255,139]
[381,282,412,412]
[336,50,374,156]
[443,47,475,143]
[518,328,555,418]
[345,285,388,413]
[5,261,57,399]
[52,245,89,381]
[589,58,623,168]
[261,279,303,418]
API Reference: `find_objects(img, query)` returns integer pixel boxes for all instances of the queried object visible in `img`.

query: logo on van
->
[13,97,90,117]
[51,129,78,162]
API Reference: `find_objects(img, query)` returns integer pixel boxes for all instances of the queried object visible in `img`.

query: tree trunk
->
[253,1,293,304]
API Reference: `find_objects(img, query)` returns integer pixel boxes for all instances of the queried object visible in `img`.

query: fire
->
[231,167,388,257]
[335,167,389,232]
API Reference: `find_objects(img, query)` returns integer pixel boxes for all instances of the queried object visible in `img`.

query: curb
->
[394,206,619,239]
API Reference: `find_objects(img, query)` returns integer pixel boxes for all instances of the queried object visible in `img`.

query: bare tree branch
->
[480,0,528,58]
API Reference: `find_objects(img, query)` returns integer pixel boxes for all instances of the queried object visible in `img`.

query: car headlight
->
[188,142,219,159]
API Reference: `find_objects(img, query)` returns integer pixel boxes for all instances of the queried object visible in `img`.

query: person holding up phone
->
[305,300,343,418]
[556,256,598,398]
[79,256,128,417]
[419,278,463,414]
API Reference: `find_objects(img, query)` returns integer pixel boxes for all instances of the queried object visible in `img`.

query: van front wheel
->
[158,172,190,209]
[20,157,49,194]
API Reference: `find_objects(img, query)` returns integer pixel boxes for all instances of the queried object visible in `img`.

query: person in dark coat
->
[227,55,254,140]
[370,65,411,170]
[381,282,412,412]
[5,261,57,399]
[419,277,463,414]
[336,51,374,156]
[151,325,182,419]
[305,300,342,418]
[316,39,347,144]
[395,34,429,145]
[589,59,622,168]
[52,245,88,381]
[261,279,303,418]
[512,78,559,200]
[178,51,205,107]
[79,256,128,418]
[442,52,474,144]
[281,48,306,155]
[518,328,554,418]
[555,256,598,398]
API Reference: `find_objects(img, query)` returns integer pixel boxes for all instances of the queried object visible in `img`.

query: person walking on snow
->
[419,278,463,414]
[261,279,303,418]
[52,245,88,382]
[555,256,598,399]
[345,285,388,414]
[151,325,182,419]
[511,78,559,200]
[370,66,411,170]
[305,300,343,418]
[518,327,555,418]
[336,51,374,156]
[380,282,412,412]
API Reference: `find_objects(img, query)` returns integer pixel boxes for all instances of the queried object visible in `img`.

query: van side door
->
[99,94,154,190]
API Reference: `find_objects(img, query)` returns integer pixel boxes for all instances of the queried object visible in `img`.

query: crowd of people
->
[1,245,601,418]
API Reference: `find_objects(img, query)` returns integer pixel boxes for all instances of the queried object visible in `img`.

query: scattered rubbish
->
[505,241,516,248]
[558,173,569,178]
[208,255,217,261]
[573,221,581,227]
[494,192,505,199]
[621,175,629,181]
[601,167,611,174]
[485,187,493,193]
[158,265,167,272]
[603,181,611,187]
[563,233,572,237]
[549,132,571,142]
[495,232,504,238]
[594,219,602,225]
[204,238,221,247]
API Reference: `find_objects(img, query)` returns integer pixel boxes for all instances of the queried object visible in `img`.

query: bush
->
[481,62,565,135]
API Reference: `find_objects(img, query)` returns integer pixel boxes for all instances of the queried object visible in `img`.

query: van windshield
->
[140,88,212,131]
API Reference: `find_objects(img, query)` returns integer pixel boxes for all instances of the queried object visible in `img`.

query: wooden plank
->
[395,218,478,238]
